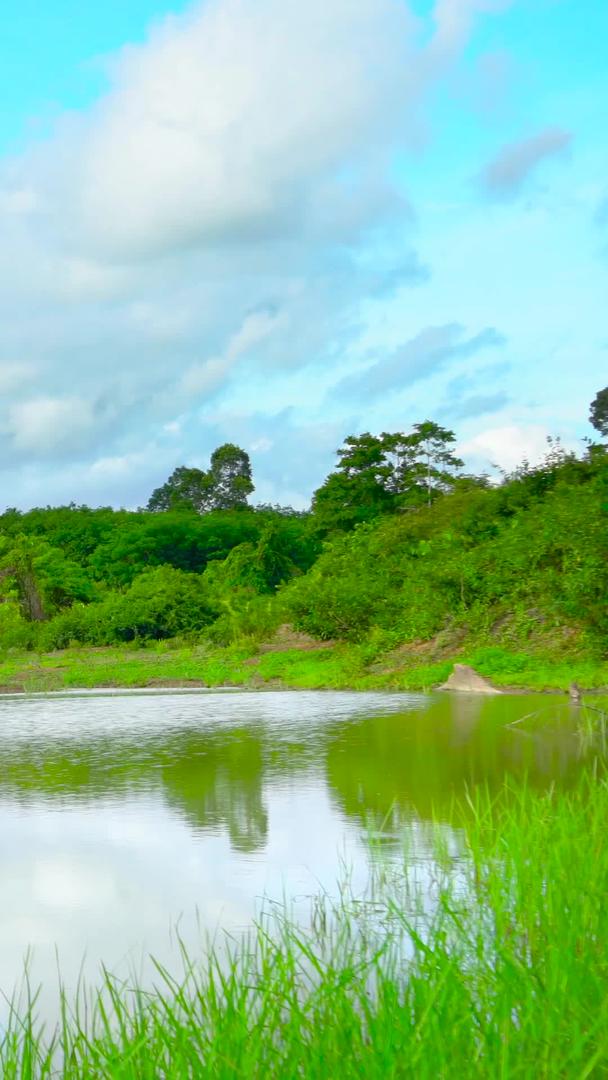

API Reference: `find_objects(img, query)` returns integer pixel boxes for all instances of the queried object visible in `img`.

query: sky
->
[0,0,606,510]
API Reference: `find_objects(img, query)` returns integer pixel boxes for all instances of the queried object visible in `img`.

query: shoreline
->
[0,641,606,697]
[0,676,601,696]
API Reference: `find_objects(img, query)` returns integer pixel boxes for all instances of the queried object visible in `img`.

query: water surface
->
[0,688,594,1017]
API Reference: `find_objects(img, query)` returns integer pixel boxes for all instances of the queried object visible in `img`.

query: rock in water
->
[439,664,502,694]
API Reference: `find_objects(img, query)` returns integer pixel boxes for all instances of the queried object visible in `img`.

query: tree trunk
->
[21,570,46,621]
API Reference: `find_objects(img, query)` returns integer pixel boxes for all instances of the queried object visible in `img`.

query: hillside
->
[0,435,606,692]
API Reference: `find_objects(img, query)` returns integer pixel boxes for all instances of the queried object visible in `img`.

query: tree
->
[311,423,463,532]
[0,536,46,621]
[0,535,93,621]
[312,433,395,532]
[312,467,393,533]
[147,466,213,513]
[208,443,254,510]
[398,421,464,507]
[147,445,254,513]
[590,387,608,439]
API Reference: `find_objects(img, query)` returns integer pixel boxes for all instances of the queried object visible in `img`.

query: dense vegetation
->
[3,769,608,1076]
[0,399,606,685]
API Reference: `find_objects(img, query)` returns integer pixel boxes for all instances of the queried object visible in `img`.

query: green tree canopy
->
[0,534,94,621]
[208,443,254,510]
[311,422,463,533]
[589,387,608,439]
[147,444,254,513]
[147,466,214,513]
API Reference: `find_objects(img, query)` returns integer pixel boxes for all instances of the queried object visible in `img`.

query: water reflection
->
[0,690,596,848]
[0,688,599,1014]
[326,694,592,833]
[161,730,268,852]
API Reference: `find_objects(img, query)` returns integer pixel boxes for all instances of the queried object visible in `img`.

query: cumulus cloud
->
[331,324,506,401]
[458,424,552,473]
[0,0,514,506]
[0,362,37,393]
[480,127,572,199]
[45,0,420,261]
[430,0,512,63]
[6,397,96,454]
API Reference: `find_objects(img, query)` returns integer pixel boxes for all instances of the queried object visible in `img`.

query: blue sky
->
[0,0,606,509]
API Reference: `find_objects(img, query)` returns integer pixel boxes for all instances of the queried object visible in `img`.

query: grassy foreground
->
[0,637,607,694]
[3,770,608,1077]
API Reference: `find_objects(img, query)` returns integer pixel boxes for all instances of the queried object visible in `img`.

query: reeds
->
[2,771,607,1077]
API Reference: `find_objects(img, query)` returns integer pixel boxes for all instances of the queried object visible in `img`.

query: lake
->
[0,688,595,1021]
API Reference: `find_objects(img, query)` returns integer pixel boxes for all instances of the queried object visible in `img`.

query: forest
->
[0,390,606,687]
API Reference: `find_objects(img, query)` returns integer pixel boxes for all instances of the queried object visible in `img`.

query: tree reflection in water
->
[0,692,598,854]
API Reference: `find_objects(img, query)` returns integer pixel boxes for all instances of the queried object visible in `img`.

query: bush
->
[39,567,219,647]
[281,456,608,650]
[0,601,37,652]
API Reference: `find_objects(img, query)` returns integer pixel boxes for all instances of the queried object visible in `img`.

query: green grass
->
[0,638,606,694]
[2,768,608,1077]
[464,645,608,691]
[0,643,253,694]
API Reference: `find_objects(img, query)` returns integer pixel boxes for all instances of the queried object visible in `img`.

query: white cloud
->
[66,0,420,261]
[89,452,146,478]
[0,186,37,215]
[0,0,517,506]
[163,419,182,436]
[250,437,273,454]
[458,424,552,472]
[0,362,36,393]
[6,397,96,454]
[179,308,284,398]
[430,0,512,61]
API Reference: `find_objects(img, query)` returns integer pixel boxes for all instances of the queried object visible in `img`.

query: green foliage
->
[0,640,605,693]
[0,506,314,649]
[206,595,283,647]
[590,385,608,438]
[87,511,263,586]
[0,601,36,651]
[0,503,314,650]
[466,646,530,675]
[0,534,94,622]
[197,523,304,645]
[0,423,605,664]
[39,567,218,649]
[207,442,255,509]
[147,465,214,512]
[2,773,608,1076]
[147,443,254,512]
[284,447,608,649]
[207,522,301,594]
[311,422,464,534]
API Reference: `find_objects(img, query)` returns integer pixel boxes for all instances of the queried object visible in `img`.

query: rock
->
[568,681,582,705]
[438,664,502,694]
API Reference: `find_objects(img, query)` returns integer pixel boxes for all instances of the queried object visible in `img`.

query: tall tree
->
[208,444,254,510]
[147,466,214,513]
[589,387,608,439]
[0,537,46,621]
[147,445,254,513]
[312,433,395,533]
[0,535,92,621]
[312,423,463,532]
[399,421,464,507]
